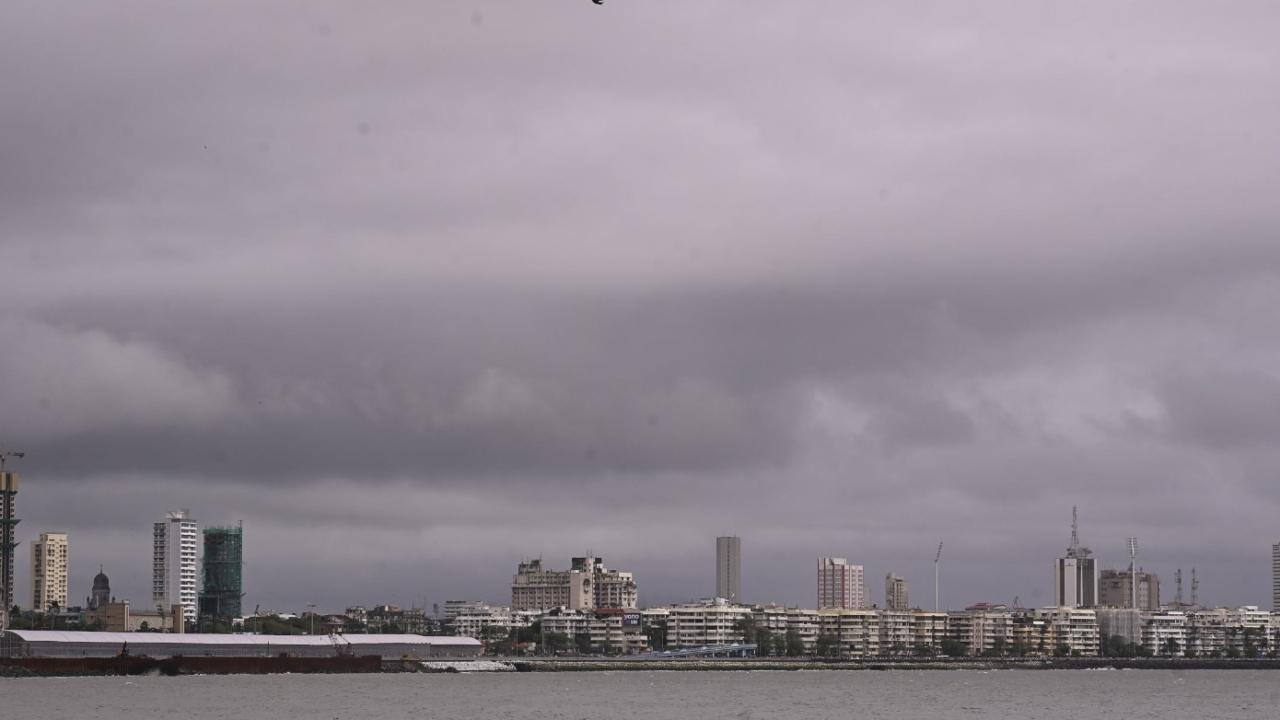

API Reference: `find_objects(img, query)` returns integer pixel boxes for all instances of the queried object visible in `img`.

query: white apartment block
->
[1035,607,1101,656]
[451,607,539,638]
[539,609,647,654]
[878,609,917,654]
[787,608,820,653]
[754,605,790,635]
[153,509,199,623]
[817,609,880,657]
[817,557,865,609]
[442,600,493,619]
[948,607,1014,656]
[665,599,753,648]
[30,532,69,613]
[1143,611,1188,656]
[913,611,949,651]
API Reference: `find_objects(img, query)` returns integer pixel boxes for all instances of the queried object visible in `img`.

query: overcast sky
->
[4,1,1280,615]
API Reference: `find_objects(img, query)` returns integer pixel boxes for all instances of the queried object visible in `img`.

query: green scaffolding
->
[198,525,243,625]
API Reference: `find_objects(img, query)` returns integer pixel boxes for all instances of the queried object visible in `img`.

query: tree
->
[1053,643,1071,657]
[940,638,968,657]
[1160,638,1181,657]
[753,628,774,657]
[733,615,756,645]
[814,632,840,658]
[574,633,594,655]
[1242,628,1262,658]
[513,621,541,645]
[542,632,570,655]
[784,628,805,657]
[1103,636,1149,658]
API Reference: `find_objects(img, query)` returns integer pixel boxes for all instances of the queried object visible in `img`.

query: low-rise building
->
[1035,607,1100,656]
[366,604,432,634]
[1143,611,1187,656]
[538,608,647,654]
[817,609,879,657]
[948,604,1013,656]
[451,606,537,639]
[665,599,752,648]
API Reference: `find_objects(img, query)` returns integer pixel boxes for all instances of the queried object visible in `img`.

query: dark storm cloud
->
[4,1,1280,610]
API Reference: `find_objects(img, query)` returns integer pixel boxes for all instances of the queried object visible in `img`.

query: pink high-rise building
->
[817,557,866,609]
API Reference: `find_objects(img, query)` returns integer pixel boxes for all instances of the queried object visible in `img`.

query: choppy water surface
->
[5,670,1279,720]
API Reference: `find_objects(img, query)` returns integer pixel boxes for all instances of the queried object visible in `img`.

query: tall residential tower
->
[716,536,741,603]
[31,532,69,613]
[1272,542,1279,612]
[885,573,909,610]
[153,509,199,624]
[817,557,866,609]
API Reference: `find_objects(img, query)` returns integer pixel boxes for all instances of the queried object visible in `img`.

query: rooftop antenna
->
[934,542,943,611]
[1191,567,1199,607]
[1069,506,1080,553]
[1127,537,1139,609]
[1174,568,1183,606]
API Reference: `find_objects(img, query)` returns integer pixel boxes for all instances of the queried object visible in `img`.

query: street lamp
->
[0,450,24,473]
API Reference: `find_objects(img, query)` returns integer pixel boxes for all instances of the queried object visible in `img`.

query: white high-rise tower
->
[31,532,69,613]
[153,509,199,624]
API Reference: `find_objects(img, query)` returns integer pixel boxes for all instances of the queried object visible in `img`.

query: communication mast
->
[1191,567,1199,607]
[1174,568,1183,606]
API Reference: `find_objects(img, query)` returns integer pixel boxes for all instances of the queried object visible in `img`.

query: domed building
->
[88,566,111,610]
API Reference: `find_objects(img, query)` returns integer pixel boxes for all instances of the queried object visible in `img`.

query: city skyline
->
[7,488,1277,615]
[5,2,1280,615]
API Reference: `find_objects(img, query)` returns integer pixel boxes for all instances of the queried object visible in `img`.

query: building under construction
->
[0,471,19,629]
[198,525,243,625]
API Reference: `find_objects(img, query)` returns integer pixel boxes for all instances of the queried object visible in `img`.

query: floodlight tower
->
[1127,537,1138,609]
[934,542,943,612]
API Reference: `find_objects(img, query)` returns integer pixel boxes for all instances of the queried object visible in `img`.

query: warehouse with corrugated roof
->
[0,630,481,659]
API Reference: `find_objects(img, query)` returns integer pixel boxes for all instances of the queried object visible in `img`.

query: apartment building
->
[31,532,69,613]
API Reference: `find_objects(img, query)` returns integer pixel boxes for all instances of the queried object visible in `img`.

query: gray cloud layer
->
[4,1,1280,612]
